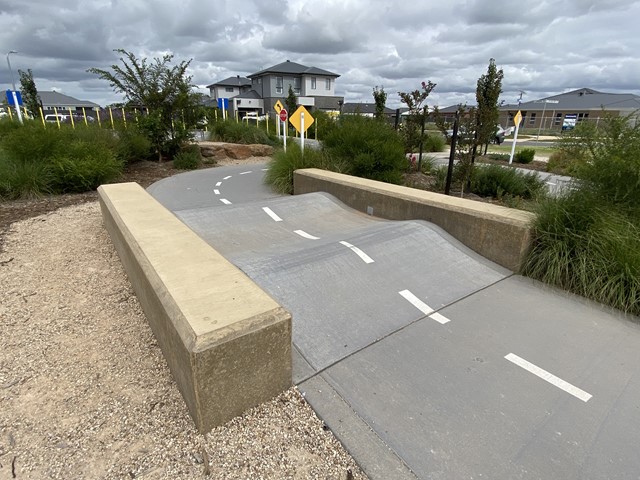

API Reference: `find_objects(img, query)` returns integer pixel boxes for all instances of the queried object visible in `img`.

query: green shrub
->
[114,128,153,163]
[265,146,346,194]
[523,193,640,315]
[210,120,279,146]
[423,133,445,152]
[312,110,338,141]
[546,150,584,175]
[0,154,52,199]
[470,164,545,199]
[323,115,406,184]
[173,145,201,170]
[514,148,535,164]
[486,153,511,162]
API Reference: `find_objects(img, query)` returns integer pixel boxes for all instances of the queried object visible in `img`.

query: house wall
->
[213,85,241,101]
[499,109,618,130]
[302,76,336,97]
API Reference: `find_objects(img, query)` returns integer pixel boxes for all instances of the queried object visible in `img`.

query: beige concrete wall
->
[98,182,292,432]
[293,169,535,272]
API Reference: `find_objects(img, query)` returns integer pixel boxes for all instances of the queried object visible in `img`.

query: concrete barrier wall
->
[98,183,292,433]
[294,169,535,272]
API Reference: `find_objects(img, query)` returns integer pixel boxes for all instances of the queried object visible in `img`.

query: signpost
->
[274,100,284,137]
[289,106,315,152]
[217,98,229,120]
[509,110,523,165]
[279,108,288,152]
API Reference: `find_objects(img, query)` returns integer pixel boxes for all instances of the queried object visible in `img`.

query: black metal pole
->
[394,108,400,130]
[417,106,427,172]
[445,111,460,195]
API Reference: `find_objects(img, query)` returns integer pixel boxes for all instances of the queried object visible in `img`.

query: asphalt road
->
[149,164,640,480]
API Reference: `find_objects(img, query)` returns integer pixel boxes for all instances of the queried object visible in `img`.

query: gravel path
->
[0,202,366,479]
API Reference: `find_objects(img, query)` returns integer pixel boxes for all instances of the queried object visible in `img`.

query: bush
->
[173,145,202,170]
[470,164,545,199]
[115,128,153,163]
[265,146,346,194]
[323,115,406,184]
[514,148,535,164]
[522,193,640,315]
[546,149,584,176]
[423,133,446,152]
[486,153,511,162]
[210,120,279,146]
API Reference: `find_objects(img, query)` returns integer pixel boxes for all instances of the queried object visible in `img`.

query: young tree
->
[18,69,40,118]
[398,81,436,170]
[285,85,297,118]
[475,58,504,156]
[372,86,387,119]
[88,49,196,160]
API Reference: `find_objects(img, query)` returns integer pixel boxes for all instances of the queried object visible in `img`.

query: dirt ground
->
[0,159,367,479]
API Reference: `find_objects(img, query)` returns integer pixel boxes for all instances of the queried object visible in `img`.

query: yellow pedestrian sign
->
[289,105,314,134]
[274,100,283,114]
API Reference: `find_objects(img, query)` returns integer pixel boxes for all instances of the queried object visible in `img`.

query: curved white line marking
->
[294,230,319,240]
[339,241,374,264]
[263,207,283,222]
[505,353,592,402]
[399,290,434,316]
[220,199,232,205]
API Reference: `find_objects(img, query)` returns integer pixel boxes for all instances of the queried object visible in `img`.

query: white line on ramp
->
[399,290,434,316]
[339,241,374,264]
[294,230,319,240]
[223,175,232,180]
[504,353,592,402]
[220,198,232,205]
[214,189,220,195]
[263,207,283,222]
[215,181,222,187]
[240,171,252,175]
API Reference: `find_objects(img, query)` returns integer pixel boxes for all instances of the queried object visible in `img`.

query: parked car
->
[446,125,512,144]
[44,114,69,123]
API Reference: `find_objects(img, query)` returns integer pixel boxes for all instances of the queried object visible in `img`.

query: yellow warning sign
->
[289,106,314,133]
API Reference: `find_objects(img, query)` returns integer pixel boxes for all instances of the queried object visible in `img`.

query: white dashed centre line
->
[220,199,232,205]
[429,312,450,324]
[263,207,283,222]
[214,189,220,195]
[339,241,374,264]
[223,175,232,180]
[399,290,434,316]
[261,168,268,171]
[215,181,222,187]
[504,353,592,402]
[240,171,252,175]
[294,230,320,240]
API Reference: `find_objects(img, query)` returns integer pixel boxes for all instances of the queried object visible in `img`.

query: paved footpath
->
[149,165,640,480]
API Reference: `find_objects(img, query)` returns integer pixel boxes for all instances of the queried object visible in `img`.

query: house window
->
[311,77,316,90]
[293,77,301,94]
[225,87,234,92]
[325,78,331,90]
[529,112,537,125]
[276,76,283,94]
[554,113,562,126]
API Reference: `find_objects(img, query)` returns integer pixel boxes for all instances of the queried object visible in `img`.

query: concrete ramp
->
[176,192,510,377]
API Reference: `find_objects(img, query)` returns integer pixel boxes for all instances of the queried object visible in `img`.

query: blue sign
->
[217,98,229,110]
[5,90,23,106]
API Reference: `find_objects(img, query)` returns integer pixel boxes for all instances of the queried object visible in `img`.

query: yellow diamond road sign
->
[289,106,314,133]
[274,100,283,114]
[514,110,522,127]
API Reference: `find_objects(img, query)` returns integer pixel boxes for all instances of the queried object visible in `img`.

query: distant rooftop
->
[507,88,640,111]
[342,102,395,115]
[39,91,99,108]
[248,60,339,78]
[206,76,252,89]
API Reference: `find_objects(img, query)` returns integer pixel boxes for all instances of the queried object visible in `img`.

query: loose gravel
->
[0,202,366,479]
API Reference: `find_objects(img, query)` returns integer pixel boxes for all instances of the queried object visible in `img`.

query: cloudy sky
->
[1,0,639,109]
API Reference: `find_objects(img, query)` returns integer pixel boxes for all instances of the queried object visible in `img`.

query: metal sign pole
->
[301,112,305,153]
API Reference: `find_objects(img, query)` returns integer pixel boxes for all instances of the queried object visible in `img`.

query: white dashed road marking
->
[429,312,450,325]
[214,189,220,195]
[220,199,232,205]
[240,171,252,175]
[339,241,374,264]
[294,230,320,240]
[215,181,222,187]
[223,175,232,180]
[504,353,592,402]
[263,207,283,222]
[399,290,434,316]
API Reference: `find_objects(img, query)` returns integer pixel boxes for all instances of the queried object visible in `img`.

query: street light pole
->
[6,50,24,123]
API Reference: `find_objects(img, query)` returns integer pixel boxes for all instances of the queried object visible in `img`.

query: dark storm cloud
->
[0,0,639,107]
